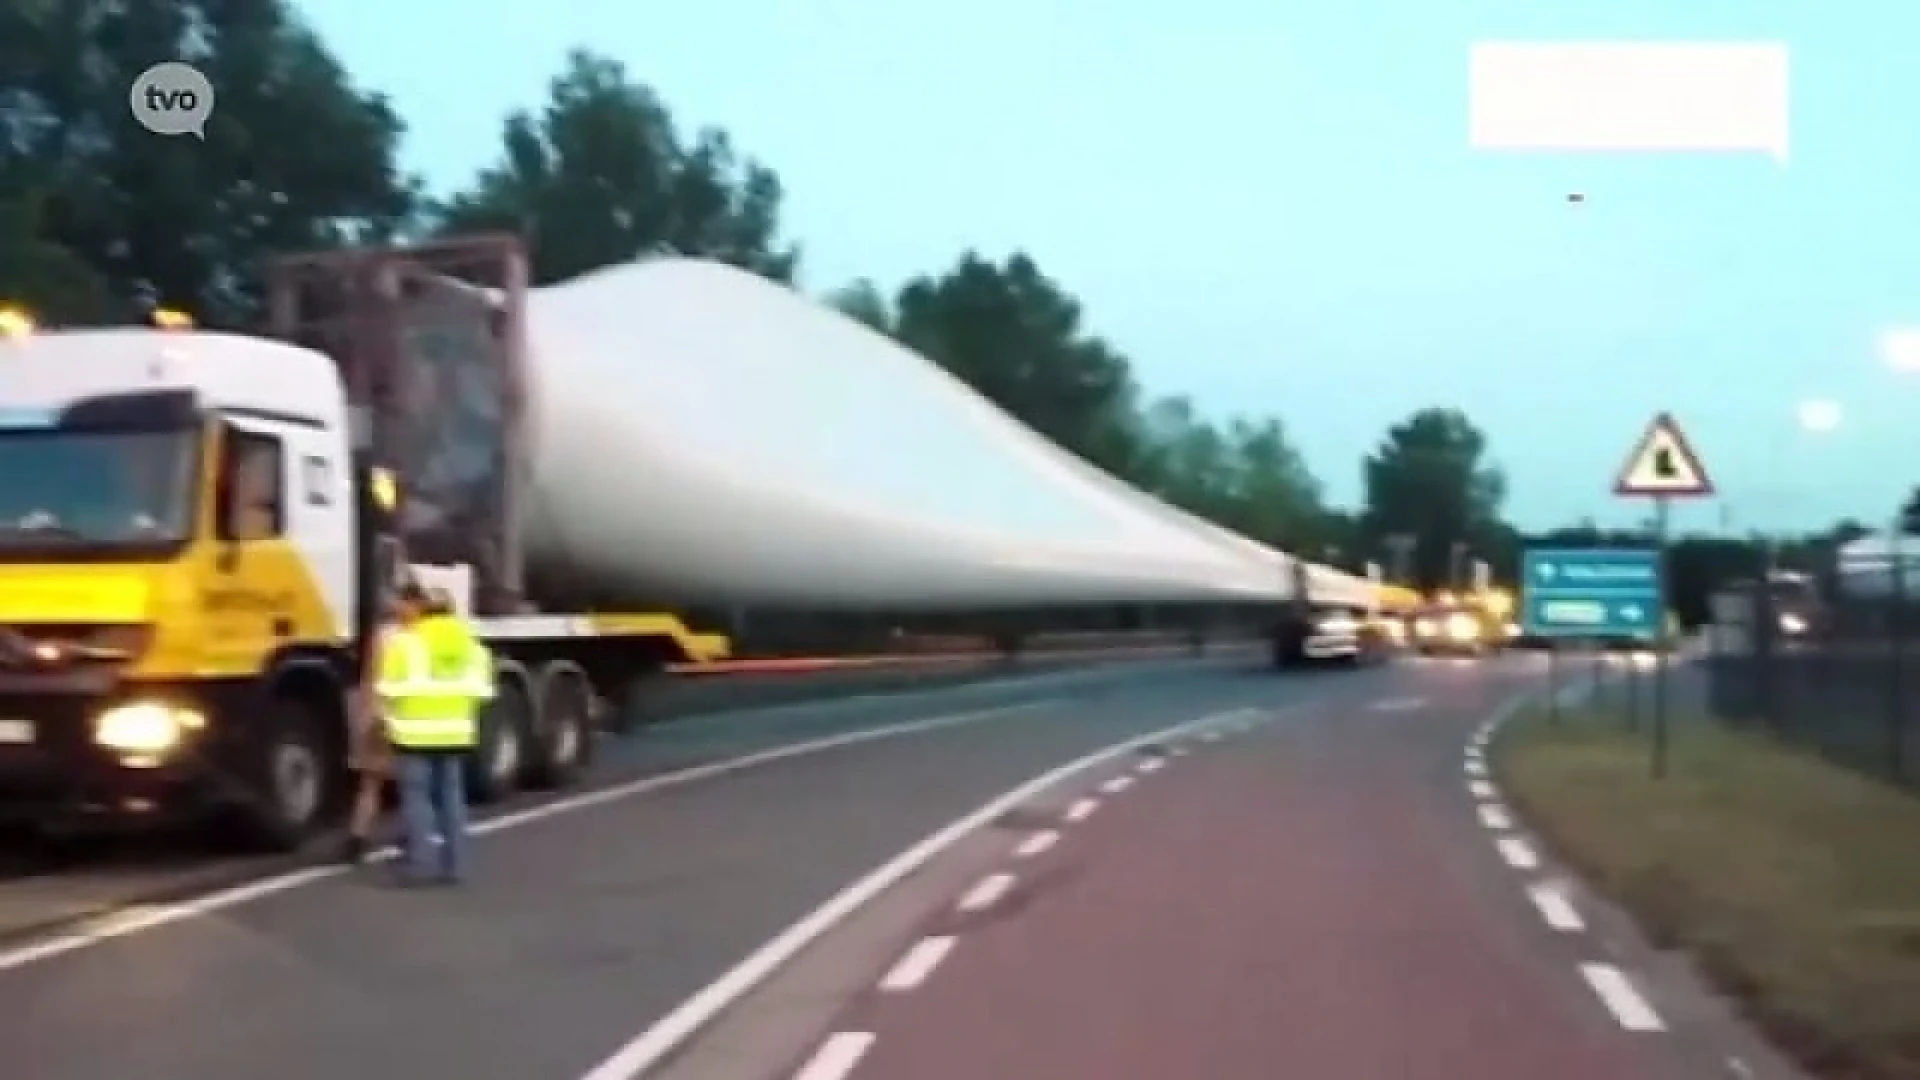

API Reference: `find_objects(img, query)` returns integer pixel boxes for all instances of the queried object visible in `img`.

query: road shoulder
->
[1491,706,1891,1080]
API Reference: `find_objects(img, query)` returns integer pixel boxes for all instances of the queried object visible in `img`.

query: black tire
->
[526,664,594,789]
[233,694,333,852]
[466,677,532,805]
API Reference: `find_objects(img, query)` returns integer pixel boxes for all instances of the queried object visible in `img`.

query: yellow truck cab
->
[0,325,363,843]
[0,243,723,849]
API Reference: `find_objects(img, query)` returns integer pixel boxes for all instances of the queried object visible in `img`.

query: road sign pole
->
[1546,645,1560,723]
[1651,495,1672,779]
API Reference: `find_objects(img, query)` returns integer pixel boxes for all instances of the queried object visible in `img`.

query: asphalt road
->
[3,652,1402,1080]
[673,651,1791,1080]
[3,651,1781,1080]
[0,649,1254,941]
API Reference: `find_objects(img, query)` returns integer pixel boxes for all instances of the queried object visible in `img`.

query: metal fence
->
[1705,558,1917,787]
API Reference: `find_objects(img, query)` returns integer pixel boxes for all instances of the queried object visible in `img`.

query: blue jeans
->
[396,749,471,882]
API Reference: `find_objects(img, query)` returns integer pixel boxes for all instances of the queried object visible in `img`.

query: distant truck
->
[1407,589,1518,656]
[1270,560,1401,668]
[0,237,726,848]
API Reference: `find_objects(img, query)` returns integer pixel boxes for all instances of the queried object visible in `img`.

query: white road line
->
[1064,798,1099,823]
[1101,774,1134,795]
[877,936,956,992]
[792,1032,877,1080]
[1527,882,1586,932]
[1465,759,1488,777]
[1372,696,1428,712]
[1580,964,1665,1031]
[575,704,1266,1080]
[1478,804,1513,830]
[1169,745,1189,757]
[1466,779,1497,799]
[1496,835,1540,869]
[1201,730,1222,743]
[1138,757,1165,774]
[0,699,1057,975]
[957,871,1016,914]
[1013,830,1059,858]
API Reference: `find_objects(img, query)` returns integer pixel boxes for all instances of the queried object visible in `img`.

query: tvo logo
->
[130,62,215,139]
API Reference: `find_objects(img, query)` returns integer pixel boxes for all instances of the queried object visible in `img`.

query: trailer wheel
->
[234,693,331,852]
[467,676,532,805]
[526,663,594,789]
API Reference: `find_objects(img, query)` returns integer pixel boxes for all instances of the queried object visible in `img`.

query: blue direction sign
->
[1521,547,1663,639]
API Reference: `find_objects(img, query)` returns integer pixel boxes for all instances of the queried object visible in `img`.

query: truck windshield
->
[0,428,198,557]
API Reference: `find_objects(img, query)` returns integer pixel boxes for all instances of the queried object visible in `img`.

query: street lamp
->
[1879,328,1920,374]
[1796,397,1842,434]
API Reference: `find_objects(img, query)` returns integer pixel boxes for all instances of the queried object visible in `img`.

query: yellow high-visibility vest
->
[375,615,494,749]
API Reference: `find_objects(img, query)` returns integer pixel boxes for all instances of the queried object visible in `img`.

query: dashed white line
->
[1013,830,1059,858]
[1496,834,1540,869]
[1138,758,1165,774]
[1201,730,1223,743]
[575,704,1280,1080]
[956,871,1016,913]
[877,936,956,992]
[1465,758,1488,777]
[792,1031,877,1080]
[1170,745,1189,757]
[1064,798,1099,823]
[1101,774,1134,795]
[1580,963,1665,1031]
[1466,779,1497,799]
[1478,803,1514,830]
[1527,882,1586,932]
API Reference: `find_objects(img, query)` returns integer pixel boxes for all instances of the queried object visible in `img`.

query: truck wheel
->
[234,694,331,852]
[467,679,532,805]
[526,664,594,789]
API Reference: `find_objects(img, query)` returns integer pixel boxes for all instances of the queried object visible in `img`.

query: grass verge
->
[1494,707,1920,1080]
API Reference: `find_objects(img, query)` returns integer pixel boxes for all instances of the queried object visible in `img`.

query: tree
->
[1361,407,1507,589]
[826,278,893,334]
[3,0,418,327]
[437,49,798,286]
[0,193,113,323]
[1902,486,1920,535]
[892,251,1147,478]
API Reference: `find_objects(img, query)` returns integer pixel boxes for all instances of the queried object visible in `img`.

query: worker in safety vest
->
[374,582,494,885]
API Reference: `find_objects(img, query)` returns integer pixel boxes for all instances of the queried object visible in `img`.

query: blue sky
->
[302,0,1918,533]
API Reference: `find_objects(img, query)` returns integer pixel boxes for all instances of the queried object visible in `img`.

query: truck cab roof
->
[0,328,344,428]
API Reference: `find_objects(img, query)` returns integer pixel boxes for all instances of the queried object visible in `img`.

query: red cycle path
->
[833,706,1687,1080]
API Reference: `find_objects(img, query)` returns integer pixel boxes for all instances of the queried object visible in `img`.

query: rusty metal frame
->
[263,234,531,612]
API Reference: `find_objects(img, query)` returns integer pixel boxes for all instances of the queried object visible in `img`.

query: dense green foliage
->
[2,1,1874,623]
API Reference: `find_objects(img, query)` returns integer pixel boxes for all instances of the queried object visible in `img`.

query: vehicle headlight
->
[1778,613,1807,635]
[94,701,202,754]
[1317,615,1358,635]
[1447,614,1478,640]
[1503,622,1521,638]
[1413,618,1436,637]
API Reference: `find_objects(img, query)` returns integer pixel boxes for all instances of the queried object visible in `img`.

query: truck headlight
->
[1317,615,1358,635]
[94,701,203,754]
[1778,613,1807,635]
[1412,618,1436,637]
[1447,614,1478,640]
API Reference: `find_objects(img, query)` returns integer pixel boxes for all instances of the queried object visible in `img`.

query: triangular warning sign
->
[1614,412,1714,497]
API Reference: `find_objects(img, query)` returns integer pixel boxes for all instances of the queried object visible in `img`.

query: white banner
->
[1469,41,1790,163]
